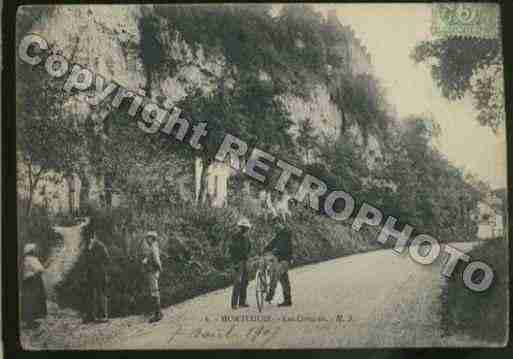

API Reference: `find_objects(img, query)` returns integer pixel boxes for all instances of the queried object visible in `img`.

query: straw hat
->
[146,231,159,240]
[237,218,251,228]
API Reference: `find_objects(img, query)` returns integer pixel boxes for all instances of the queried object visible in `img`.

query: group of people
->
[21,227,165,328]
[21,215,293,329]
[229,215,293,309]
[80,226,165,324]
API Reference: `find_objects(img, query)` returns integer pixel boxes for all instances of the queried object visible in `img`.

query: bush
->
[55,205,239,317]
[56,201,387,318]
[441,238,508,344]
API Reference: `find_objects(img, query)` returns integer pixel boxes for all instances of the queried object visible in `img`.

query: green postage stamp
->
[432,3,500,39]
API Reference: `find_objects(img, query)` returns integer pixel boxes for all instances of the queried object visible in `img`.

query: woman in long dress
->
[21,243,48,329]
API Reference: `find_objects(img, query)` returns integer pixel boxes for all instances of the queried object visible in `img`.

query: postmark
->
[431,3,500,39]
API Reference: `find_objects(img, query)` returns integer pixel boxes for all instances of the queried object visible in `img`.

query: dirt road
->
[21,235,481,349]
[104,242,481,349]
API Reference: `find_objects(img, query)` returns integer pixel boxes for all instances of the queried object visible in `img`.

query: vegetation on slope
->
[442,238,508,344]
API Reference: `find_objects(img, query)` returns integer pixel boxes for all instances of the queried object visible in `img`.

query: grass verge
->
[442,238,508,345]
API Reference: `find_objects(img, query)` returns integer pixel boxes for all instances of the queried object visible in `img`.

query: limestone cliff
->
[20,5,384,213]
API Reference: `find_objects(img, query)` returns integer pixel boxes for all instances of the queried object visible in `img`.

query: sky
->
[308,4,507,189]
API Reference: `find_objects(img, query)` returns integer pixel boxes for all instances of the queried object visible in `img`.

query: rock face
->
[20,5,384,212]
[279,84,342,141]
[29,6,147,91]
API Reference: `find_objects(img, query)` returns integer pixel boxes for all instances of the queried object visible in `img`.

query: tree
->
[17,7,92,215]
[375,116,483,239]
[16,59,86,215]
[86,103,192,214]
[317,133,366,194]
[133,7,303,207]
[178,73,294,207]
[412,37,504,132]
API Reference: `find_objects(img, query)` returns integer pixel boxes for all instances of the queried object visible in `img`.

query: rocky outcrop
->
[21,5,384,212]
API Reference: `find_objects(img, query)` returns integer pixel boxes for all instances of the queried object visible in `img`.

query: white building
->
[475,193,505,239]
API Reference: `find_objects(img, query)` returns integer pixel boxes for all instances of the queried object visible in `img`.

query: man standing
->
[140,231,163,323]
[83,225,111,323]
[229,218,252,309]
[265,216,293,307]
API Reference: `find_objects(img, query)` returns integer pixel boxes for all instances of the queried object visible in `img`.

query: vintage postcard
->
[15,3,507,349]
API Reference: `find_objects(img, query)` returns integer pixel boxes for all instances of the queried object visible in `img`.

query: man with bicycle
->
[229,218,252,309]
[264,216,293,307]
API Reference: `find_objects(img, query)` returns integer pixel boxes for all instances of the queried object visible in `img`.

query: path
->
[21,239,483,349]
[104,242,481,349]
[43,218,88,299]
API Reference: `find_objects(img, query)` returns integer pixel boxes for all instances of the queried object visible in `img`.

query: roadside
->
[106,242,483,349]
[441,238,508,346]
[21,241,490,349]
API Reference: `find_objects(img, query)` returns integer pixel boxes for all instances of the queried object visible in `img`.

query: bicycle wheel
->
[255,270,265,313]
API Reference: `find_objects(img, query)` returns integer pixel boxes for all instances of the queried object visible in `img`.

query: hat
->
[237,218,251,228]
[146,231,159,240]
[272,215,284,225]
[24,243,37,255]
